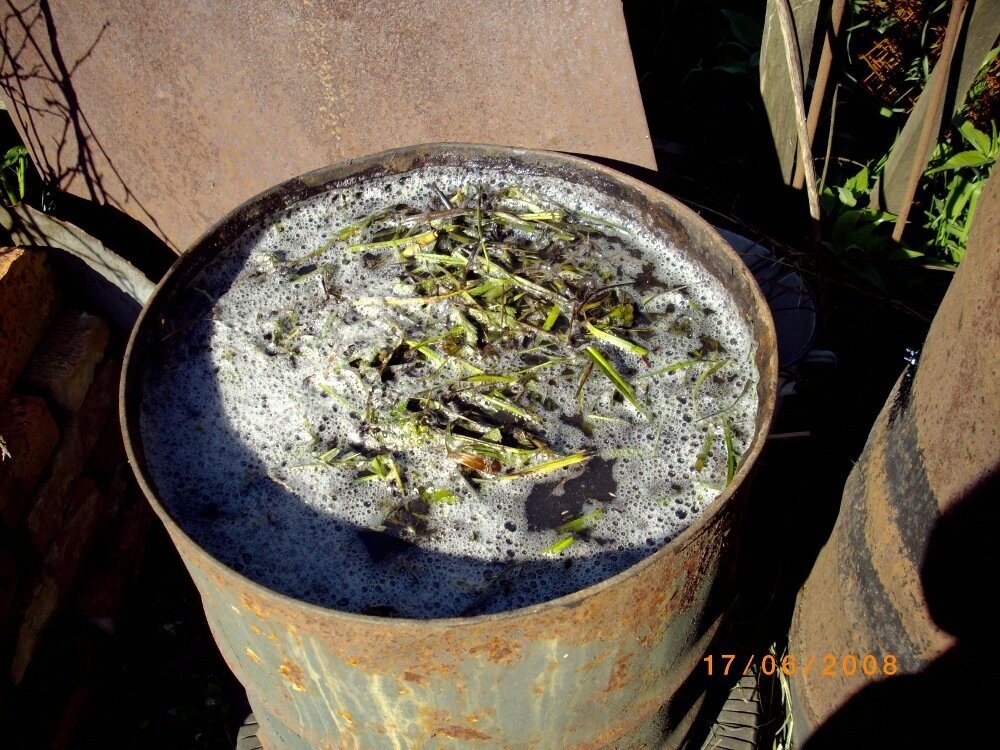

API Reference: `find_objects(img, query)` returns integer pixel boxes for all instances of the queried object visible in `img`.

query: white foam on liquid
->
[139,166,760,618]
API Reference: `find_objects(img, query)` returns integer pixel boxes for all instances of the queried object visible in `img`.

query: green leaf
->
[542,303,560,331]
[834,185,857,208]
[1,145,27,169]
[546,535,575,555]
[584,321,648,357]
[496,450,591,480]
[926,150,994,175]
[722,418,736,485]
[958,121,992,156]
[420,487,459,504]
[720,9,762,49]
[843,165,870,194]
[713,61,750,76]
[694,430,715,472]
[555,508,605,535]
[583,346,643,412]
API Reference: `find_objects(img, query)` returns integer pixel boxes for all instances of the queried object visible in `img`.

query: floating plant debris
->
[139,168,760,617]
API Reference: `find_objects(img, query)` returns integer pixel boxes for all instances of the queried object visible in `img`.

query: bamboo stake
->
[792,0,847,190]
[775,0,821,222]
[892,0,967,243]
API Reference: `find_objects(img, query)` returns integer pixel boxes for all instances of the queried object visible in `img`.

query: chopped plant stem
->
[495,451,592,480]
[546,535,575,554]
[697,377,753,423]
[722,417,737,485]
[584,320,649,357]
[347,229,437,252]
[542,303,561,331]
[420,486,459,504]
[692,358,731,413]
[245,180,755,551]
[583,346,644,413]
[464,374,518,384]
[694,429,715,472]
[556,508,606,534]
[641,358,705,379]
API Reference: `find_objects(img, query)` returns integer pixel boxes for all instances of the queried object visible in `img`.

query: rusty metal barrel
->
[789,170,1000,746]
[120,145,778,749]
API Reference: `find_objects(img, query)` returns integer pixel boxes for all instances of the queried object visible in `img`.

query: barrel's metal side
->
[173,495,739,749]
[121,144,778,750]
[789,169,999,743]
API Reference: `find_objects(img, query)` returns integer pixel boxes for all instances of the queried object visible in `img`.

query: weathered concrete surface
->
[0,0,655,254]
[789,165,999,742]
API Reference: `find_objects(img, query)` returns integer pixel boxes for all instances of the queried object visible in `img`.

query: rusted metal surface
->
[0,0,655,255]
[120,145,778,749]
[789,169,999,742]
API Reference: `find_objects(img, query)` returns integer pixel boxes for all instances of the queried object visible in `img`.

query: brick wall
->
[0,247,153,744]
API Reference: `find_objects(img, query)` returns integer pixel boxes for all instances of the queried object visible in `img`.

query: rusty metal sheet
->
[0,0,655,255]
[119,145,778,749]
[789,166,1000,742]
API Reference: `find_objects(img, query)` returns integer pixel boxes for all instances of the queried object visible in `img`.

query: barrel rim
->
[119,142,778,626]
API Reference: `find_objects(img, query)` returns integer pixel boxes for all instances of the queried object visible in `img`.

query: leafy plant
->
[1,144,28,205]
[713,9,763,77]
[922,120,998,263]
[682,7,761,83]
[819,161,921,290]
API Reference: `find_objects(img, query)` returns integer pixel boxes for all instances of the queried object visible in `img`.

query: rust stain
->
[469,635,522,664]
[466,707,495,724]
[246,647,262,664]
[435,725,491,741]
[278,658,308,692]
[862,435,947,660]
[581,651,611,671]
[604,655,630,693]
[119,145,779,749]
[339,709,353,724]
[241,593,270,618]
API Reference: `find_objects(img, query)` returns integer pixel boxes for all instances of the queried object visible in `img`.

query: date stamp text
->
[704,653,898,678]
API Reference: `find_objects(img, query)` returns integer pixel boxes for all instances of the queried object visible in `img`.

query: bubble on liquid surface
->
[139,166,759,618]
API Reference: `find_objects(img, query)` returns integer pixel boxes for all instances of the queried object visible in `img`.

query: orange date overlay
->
[703,653,898,678]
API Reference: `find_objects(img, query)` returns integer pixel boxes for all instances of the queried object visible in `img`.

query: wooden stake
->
[892,0,968,243]
[775,0,821,222]
[793,0,847,190]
